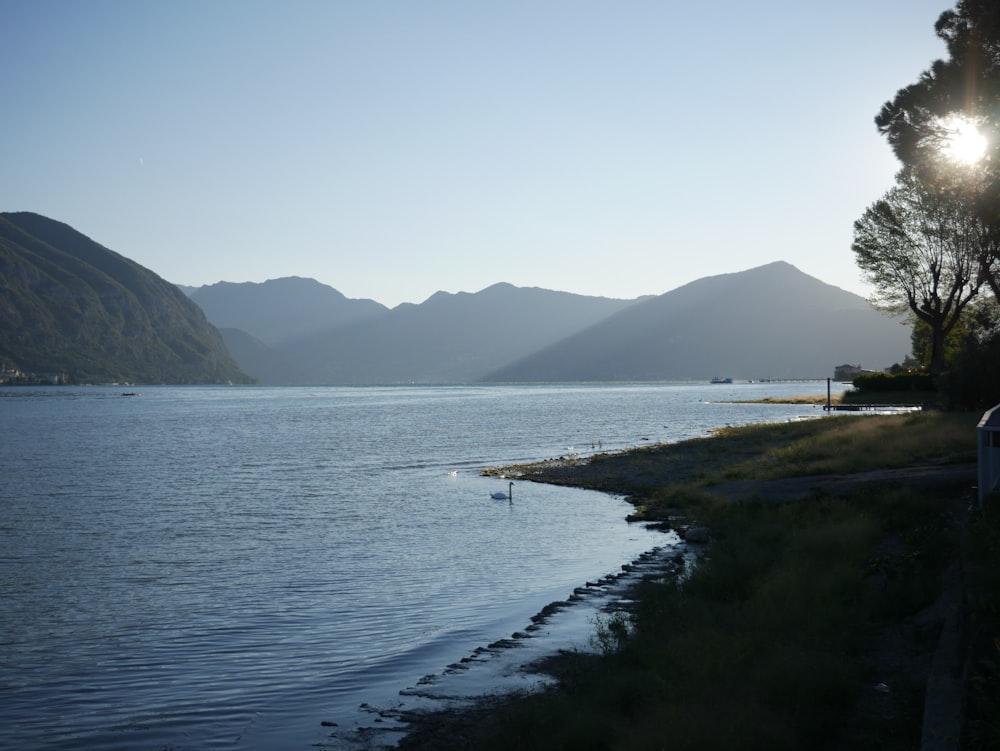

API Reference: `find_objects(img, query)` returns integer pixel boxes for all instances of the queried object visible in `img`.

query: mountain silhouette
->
[272,282,641,384]
[186,264,907,384]
[484,262,908,382]
[215,327,307,386]
[183,278,639,383]
[1,211,907,386]
[190,277,388,347]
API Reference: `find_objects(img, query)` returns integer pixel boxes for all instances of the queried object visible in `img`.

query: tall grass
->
[712,411,977,480]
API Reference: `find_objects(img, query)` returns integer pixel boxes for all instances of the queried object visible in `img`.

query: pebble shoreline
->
[319,529,703,750]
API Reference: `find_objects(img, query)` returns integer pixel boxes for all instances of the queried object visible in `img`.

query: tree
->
[852,169,985,376]
[936,296,1000,407]
[875,1,1000,261]
[876,2,1000,181]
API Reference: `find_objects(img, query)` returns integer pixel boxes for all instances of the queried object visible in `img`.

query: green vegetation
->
[852,371,936,394]
[705,411,974,481]
[407,413,998,750]
[857,2,1000,408]
[852,167,984,377]
[876,1,1000,234]
[0,212,252,385]
[842,390,937,408]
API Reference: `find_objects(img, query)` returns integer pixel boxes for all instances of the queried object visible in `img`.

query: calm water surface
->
[0,382,828,750]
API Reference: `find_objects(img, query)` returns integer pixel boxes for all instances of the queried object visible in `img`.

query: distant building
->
[0,363,71,385]
[0,363,24,384]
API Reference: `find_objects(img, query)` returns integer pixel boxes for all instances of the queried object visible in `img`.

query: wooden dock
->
[823,403,922,412]
[822,379,922,412]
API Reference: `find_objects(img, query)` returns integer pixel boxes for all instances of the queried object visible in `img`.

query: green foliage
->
[876,0,1000,227]
[851,168,985,376]
[937,337,1000,409]
[874,1,1000,406]
[591,612,632,657]
[910,314,970,371]
[936,299,1000,408]
[853,371,936,393]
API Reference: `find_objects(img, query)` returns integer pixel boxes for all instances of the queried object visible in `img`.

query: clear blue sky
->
[1,0,951,307]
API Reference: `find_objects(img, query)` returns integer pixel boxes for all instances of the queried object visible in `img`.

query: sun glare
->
[939,114,988,166]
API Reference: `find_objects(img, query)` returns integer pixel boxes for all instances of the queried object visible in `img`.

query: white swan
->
[491,481,514,501]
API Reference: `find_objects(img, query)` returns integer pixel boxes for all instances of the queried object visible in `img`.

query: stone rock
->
[684,526,711,543]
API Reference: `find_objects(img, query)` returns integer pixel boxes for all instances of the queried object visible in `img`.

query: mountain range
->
[0,212,910,385]
[0,212,249,384]
[187,263,910,384]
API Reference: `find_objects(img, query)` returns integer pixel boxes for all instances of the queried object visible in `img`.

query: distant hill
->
[0,212,251,384]
[188,266,908,385]
[190,278,388,347]
[206,282,642,384]
[484,262,909,382]
[215,327,307,386]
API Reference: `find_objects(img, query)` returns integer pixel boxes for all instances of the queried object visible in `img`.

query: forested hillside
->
[0,212,250,384]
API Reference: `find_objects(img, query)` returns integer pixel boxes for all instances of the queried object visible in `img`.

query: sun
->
[938,114,988,166]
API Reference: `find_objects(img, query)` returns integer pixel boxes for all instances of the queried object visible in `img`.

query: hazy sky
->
[1,1,952,307]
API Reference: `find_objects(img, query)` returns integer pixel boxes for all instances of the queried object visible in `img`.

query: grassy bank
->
[401,412,1000,750]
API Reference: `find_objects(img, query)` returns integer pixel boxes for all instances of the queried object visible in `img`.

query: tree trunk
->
[929,324,947,377]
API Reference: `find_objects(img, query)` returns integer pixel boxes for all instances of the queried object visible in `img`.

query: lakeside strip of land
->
[393,408,999,751]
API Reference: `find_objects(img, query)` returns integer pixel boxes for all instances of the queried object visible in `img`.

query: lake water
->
[0,382,830,750]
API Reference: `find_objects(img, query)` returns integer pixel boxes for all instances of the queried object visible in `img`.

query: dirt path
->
[703,463,979,504]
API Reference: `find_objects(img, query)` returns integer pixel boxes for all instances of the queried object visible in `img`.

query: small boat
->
[710,377,733,384]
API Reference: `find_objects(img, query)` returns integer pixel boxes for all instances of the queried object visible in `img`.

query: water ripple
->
[0,382,826,750]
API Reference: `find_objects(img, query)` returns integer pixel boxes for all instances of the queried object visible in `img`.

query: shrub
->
[853,371,935,393]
